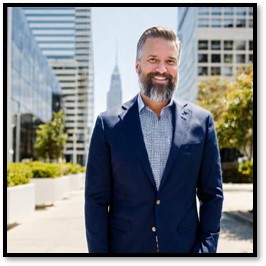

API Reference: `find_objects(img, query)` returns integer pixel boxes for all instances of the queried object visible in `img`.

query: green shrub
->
[7,163,33,187]
[60,163,86,175]
[238,159,253,183]
[59,163,71,175]
[67,163,85,174]
[26,161,62,178]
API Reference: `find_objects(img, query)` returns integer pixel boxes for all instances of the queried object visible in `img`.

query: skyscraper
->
[107,57,122,111]
[7,7,62,162]
[176,7,198,102]
[23,7,94,165]
[176,6,253,102]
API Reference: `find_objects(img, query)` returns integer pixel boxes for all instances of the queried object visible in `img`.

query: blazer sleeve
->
[84,115,111,253]
[194,113,224,253]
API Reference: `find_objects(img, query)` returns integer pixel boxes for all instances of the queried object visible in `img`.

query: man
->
[85,26,223,253]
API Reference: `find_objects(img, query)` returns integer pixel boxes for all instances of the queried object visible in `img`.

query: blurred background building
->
[176,6,253,102]
[7,7,94,166]
[23,7,94,165]
[106,54,122,111]
[7,7,62,163]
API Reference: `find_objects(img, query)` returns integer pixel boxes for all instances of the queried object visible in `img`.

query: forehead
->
[142,37,178,58]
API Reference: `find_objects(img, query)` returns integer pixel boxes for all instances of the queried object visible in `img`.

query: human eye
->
[167,59,177,65]
[147,57,157,63]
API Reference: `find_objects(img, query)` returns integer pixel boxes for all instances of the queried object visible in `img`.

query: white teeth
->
[154,76,166,80]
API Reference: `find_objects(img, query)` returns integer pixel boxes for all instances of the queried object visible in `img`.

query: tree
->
[216,65,253,159]
[34,111,67,162]
[197,65,253,159]
[197,77,229,122]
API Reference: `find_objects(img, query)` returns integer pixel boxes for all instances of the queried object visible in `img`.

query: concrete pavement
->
[6,183,253,254]
[221,183,253,227]
[7,189,88,253]
[217,183,253,254]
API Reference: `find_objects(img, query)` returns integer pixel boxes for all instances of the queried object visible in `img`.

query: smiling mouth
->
[153,76,167,80]
[152,76,168,83]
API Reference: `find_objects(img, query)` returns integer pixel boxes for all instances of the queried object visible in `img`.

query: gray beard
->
[139,83,174,102]
[138,77,176,102]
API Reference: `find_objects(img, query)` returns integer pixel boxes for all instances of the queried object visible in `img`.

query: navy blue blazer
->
[85,95,223,253]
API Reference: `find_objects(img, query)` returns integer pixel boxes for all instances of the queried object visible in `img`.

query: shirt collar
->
[137,93,174,113]
[137,93,145,112]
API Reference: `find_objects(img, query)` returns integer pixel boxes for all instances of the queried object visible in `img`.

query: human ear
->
[135,61,140,73]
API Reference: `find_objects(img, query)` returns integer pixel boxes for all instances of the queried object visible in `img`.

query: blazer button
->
[152,226,156,232]
[156,200,161,205]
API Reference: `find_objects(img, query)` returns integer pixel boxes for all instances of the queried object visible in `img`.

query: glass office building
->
[176,6,253,102]
[7,7,61,162]
[176,7,198,102]
[23,7,94,166]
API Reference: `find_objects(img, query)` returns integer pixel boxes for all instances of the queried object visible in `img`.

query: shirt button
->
[152,226,156,232]
[156,200,161,205]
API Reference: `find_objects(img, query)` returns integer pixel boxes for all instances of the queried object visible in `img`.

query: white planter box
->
[69,173,85,191]
[57,175,71,199]
[31,176,71,207]
[7,183,35,226]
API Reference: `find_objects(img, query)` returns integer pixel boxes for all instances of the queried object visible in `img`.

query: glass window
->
[249,41,253,50]
[212,7,222,15]
[12,43,20,72]
[211,67,221,75]
[198,19,209,27]
[249,19,253,28]
[236,7,246,16]
[76,16,90,19]
[224,40,233,50]
[222,67,233,76]
[224,19,234,27]
[224,7,234,15]
[235,40,246,50]
[211,19,221,27]
[236,19,246,27]
[198,40,208,50]
[199,7,209,15]
[236,54,246,63]
[224,54,233,63]
[198,54,208,63]
[248,7,253,16]
[211,54,221,63]
[249,54,253,62]
[211,41,221,50]
[198,67,208,76]
[12,70,20,99]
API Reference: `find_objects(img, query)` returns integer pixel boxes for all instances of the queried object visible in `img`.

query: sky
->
[91,7,177,121]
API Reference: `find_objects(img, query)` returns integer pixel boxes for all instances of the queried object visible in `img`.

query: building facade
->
[176,6,253,102]
[107,62,122,111]
[7,7,62,162]
[23,7,94,165]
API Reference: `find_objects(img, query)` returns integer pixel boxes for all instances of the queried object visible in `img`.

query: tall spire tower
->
[107,43,122,111]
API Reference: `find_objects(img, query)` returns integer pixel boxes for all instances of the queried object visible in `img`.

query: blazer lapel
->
[118,96,157,189]
[159,101,192,191]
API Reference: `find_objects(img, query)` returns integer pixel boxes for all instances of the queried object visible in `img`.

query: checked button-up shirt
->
[138,94,173,191]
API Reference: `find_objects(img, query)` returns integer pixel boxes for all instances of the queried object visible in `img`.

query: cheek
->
[169,67,178,77]
[140,62,155,73]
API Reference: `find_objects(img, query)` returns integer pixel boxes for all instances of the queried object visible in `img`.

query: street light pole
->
[15,102,21,162]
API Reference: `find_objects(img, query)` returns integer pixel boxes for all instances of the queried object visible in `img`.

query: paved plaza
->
[6,183,254,254]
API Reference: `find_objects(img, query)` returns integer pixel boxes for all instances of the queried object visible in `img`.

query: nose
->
[155,62,167,74]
